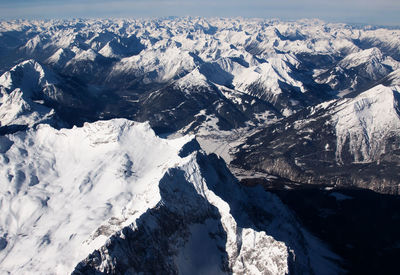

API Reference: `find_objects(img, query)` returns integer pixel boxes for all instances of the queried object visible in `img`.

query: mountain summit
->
[1,17,400,274]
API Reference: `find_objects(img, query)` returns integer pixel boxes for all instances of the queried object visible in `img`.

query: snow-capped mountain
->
[1,17,400,274]
[0,17,398,129]
[0,59,101,132]
[334,84,400,163]
[0,119,340,274]
[233,83,400,194]
[0,60,59,130]
[315,47,399,96]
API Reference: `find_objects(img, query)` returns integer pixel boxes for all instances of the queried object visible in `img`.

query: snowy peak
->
[1,18,399,121]
[0,119,192,274]
[233,55,304,95]
[335,84,400,131]
[0,60,60,129]
[98,37,144,58]
[315,47,393,94]
[338,47,384,69]
[334,84,400,163]
[232,82,400,194]
[174,67,209,90]
[109,46,197,84]
[0,119,339,274]
[338,47,390,82]
[0,86,55,129]
[98,40,121,58]
[46,48,75,67]
[70,47,98,62]
[0,60,58,93]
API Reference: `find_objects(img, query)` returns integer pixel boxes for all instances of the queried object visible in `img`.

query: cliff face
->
[233,85,400,195]
[1,18,400,274]
[0,119,340,274]
[74,152,341,275]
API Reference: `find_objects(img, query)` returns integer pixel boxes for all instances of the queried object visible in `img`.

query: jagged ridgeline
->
[0,18,400,274]
[1,18,399,194]
[0,119,340,274]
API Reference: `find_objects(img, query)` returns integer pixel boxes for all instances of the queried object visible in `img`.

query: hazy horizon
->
[0,0,399,27]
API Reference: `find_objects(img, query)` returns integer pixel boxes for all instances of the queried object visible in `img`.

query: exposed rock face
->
[0,119,341,274]
[315,48,393,96]
[1,18,400,134]
[233,85,400,194]
[1,17,400,274]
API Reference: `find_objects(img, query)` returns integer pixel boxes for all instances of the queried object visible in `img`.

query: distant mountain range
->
[1,17,400,274]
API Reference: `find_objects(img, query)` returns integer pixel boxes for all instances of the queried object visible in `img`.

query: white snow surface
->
[0,118,341,274]
[0,60,58,93]
[109,46,196,84]
[338,47,384,70]
[315,47,399,92]
[233,55,306,100]
[385,69,400,86]
[0,119,193,274]
[0,60,58,127]
[1,18,400,64]
[0,119,299,274]
[337,47,393,80]
[2,17,397,273]
[2,18,399,116]
[333,84,400,163]
[167,154,291,275]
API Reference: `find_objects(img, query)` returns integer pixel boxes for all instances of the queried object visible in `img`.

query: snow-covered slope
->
[1,17,399,273]
[233,82,400,194]
[46,48,75,68]
[0,60,60,129]
[334,84,400,163]
[1,18,398,121]
[0,119,190,273]
[315,47,397,95]
[109,45,197,84]
[0,60,58,91]
[339,47,385,70]
[380,69,400,86]
[0,119,340,274]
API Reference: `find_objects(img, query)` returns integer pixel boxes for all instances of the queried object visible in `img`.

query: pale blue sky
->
[0,0,399,26]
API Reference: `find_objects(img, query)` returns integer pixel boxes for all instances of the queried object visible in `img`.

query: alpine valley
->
[0,17,399,274]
